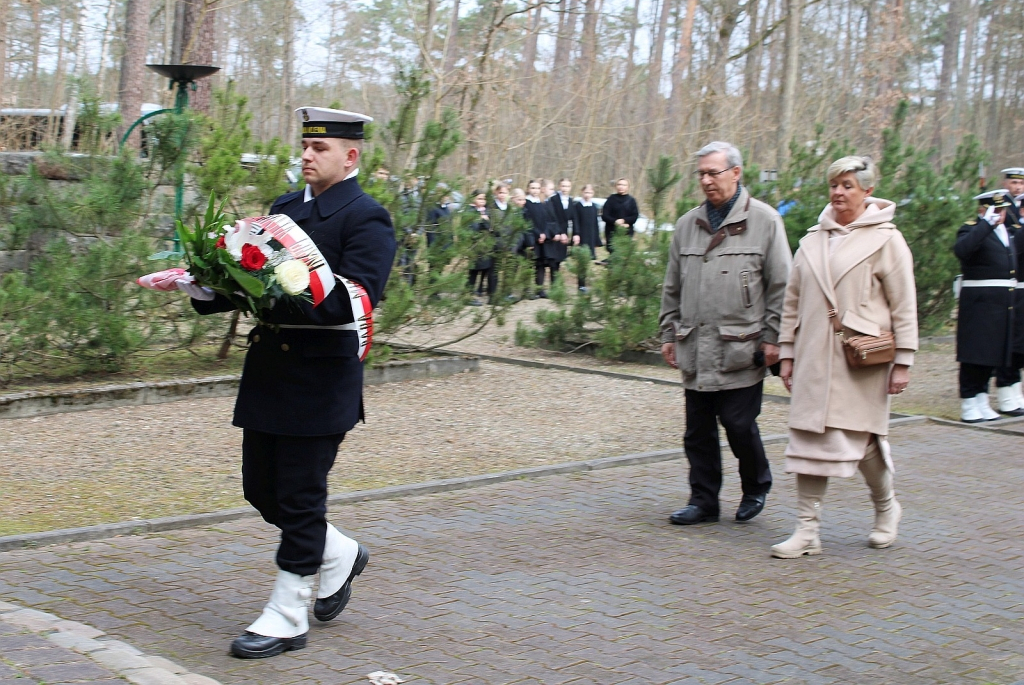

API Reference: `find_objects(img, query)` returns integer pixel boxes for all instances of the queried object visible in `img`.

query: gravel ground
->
[389,296,964,417]
[0,361,791,536]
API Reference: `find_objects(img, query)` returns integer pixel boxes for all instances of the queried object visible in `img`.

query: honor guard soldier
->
[954,190,1022,421]
[991,169,1024,413]
[186,107,397,657]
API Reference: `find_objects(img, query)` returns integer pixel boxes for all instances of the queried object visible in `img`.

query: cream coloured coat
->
[779,199,918,436]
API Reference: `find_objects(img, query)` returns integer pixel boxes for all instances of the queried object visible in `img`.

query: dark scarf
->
[706,185,742,232]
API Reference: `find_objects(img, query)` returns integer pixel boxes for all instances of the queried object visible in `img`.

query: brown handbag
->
[828,309,896,368]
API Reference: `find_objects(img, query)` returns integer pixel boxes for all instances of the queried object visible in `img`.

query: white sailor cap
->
[973,190,1014,208]
[295,107,373,139]
[1001,167,1024,179]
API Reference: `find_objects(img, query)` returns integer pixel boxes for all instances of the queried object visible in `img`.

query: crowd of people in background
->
[368,168,641,304]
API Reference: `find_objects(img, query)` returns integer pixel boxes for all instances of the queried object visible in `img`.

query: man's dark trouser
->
[242,429,345,576]
[684,382,772,515]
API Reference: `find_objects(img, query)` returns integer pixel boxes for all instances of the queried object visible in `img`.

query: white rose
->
[274,259,311,295]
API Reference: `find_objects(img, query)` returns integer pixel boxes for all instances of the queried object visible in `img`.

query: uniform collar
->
[304,167,360,202]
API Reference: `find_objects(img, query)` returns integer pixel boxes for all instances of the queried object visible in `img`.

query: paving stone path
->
[0,422,1021,685]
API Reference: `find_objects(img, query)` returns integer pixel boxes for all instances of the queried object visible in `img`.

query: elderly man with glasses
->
[659,141,793,526]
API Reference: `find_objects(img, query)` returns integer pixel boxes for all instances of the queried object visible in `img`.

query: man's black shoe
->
[735,493,767,522]
[313,544,369,622]
[669,505,719,525]
[230,632,307,659]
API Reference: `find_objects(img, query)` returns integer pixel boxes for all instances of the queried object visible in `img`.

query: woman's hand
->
[888,364,910,395]
[779,359,794,393]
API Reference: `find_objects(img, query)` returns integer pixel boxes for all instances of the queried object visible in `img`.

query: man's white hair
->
[826,155,877,189]
[696,141,743,169]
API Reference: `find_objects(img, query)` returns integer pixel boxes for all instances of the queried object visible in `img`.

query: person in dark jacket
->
[523,179,558,298]
[954,190,1023,421]
[601,178,640,254]
[573,184,602,291]
[465,190,495,304]
[180,107,397,659]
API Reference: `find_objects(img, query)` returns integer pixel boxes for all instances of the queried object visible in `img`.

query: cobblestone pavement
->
[0,422,1021,685]
[0,602,219,684]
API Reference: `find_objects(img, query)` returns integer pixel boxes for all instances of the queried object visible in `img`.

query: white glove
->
[982,206,1002,227]
[176,279,216,301]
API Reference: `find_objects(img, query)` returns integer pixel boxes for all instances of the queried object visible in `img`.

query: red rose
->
[240,243,267,271]
[215,235,226,249]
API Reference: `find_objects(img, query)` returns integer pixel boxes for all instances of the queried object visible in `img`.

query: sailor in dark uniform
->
[954,190,1022,421]
[522,179,556,298]
[183,106,397,658]
[992,169,1024,413]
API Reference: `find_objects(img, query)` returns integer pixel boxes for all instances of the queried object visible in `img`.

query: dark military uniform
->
[193,176,396,574]
[954,213,1020,397]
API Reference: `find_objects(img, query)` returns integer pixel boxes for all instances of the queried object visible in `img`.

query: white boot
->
[317,523,360,600]
[859,441,902,549]
[975,392,1001,421]
[1014,382,1024,409]
[960,397,984,423]
[770,475,827,559]
[247,570,313,639]
[996,386,1024,415]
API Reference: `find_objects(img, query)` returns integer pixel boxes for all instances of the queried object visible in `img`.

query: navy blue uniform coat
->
[193,176,397,436]
[954,217,1019,367]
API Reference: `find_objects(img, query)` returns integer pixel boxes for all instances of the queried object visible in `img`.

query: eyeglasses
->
[695,166,736,179]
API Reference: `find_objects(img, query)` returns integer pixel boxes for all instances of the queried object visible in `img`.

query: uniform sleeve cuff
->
[779,343,795,360]
[894,349,915,366]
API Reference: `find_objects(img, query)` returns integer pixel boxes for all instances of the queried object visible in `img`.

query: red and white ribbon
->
[243,214,335,306]
[337,275,373,362]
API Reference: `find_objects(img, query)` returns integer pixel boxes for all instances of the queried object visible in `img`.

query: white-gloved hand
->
[982,206,1003,227]
[176,279,216,301]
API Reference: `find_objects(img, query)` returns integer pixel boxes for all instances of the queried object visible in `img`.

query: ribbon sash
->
[244,214,335,305]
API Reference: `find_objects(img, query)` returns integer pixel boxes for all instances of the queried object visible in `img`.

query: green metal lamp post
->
[120,64,220,258]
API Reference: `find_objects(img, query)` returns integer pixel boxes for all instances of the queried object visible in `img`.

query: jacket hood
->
[818,197,896,232]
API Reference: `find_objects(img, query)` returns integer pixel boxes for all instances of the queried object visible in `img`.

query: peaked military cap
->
[973,190,1014,208]
[1002,168,1024,180]
[296,107,373,139]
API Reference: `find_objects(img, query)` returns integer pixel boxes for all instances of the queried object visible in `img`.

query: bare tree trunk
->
[180,0,220,112]
[520,5,542,89]
[777,0,803,162]
[648,0,672,99]
[953,0,976,136]
[932,0,961,161]
[553,0,580,72]
[61,8,87,150]
[699,0,742,138]
[443,0,462,76]
[29,0,41,97]
[164,0,175,62]
[422,0,438,65]
[624,0,641,86]
[0,0,7,104]
[283,0,296,141]
[118,0,153,149]
[669,0,698,111]
[97,0,120,101]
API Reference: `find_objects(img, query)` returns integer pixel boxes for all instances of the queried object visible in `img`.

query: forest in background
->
[2,0,1023,206]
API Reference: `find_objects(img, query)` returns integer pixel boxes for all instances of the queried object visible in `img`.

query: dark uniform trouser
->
[684,382,772,515]
[995,367,1021,387]
[242,429,345,576]
[535,259,560,287]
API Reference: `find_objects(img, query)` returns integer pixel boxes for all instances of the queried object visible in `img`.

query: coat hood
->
[818,197,896,232]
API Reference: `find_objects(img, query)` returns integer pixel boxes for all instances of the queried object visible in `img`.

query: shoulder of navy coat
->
[233,177,397,436]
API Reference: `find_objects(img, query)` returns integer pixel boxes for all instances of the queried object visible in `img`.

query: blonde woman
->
[771,156,918,558]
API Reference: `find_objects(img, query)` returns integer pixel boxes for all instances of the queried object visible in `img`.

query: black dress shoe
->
[736,493,767,522]
[313,544,369,622]
[669,505,719,525]
[230,631,307,659]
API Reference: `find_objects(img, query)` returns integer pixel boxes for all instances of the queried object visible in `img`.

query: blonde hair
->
[827,156,877,189]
